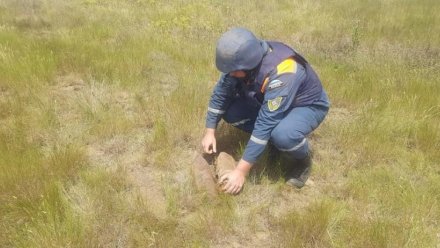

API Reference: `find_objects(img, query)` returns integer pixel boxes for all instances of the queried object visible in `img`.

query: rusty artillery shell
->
[215,152,236,180]
[192,153,218,198]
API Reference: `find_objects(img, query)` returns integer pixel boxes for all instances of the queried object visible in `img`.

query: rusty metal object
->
[215,152,236,189]
[192,153,218,198]
[193,152,237,196]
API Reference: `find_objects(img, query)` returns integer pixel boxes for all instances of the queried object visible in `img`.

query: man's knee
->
[222,110,248,125]
[222,111,238,124]
[271,129,309,159]
[271,128,301,149]
[222,111,254,133]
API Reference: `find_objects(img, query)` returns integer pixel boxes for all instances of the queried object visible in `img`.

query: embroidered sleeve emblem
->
[267,80,285,90]
[267,96,283,111]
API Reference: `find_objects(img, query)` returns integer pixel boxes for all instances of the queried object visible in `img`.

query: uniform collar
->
[260,40,270,56]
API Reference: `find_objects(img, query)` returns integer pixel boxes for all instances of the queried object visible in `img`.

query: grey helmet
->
[215,27,265,73]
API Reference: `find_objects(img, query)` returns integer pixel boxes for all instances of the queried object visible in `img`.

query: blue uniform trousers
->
[222,97,328,159]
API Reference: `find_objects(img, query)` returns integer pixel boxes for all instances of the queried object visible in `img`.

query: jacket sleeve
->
[205,74,238,129]
[242,66,306,163]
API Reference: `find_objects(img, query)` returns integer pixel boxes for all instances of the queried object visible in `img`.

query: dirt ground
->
[52,73,350,246]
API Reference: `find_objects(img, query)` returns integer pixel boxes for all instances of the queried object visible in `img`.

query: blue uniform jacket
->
[206,42,330,163]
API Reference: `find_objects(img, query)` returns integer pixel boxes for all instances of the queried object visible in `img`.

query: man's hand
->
[202,128,217,154]
[219,159,252,195]
[219,169,245,195]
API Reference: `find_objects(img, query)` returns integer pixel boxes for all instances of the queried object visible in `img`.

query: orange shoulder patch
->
[260,77,269,93]
[276,58,297,75]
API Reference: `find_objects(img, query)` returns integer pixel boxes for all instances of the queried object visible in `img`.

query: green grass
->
[272,199,338,247]
[1,0,439,247]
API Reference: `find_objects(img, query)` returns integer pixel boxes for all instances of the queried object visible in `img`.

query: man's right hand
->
[202,128,217,154]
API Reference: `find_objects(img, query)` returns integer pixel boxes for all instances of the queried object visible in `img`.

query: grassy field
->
[1,0,439,247]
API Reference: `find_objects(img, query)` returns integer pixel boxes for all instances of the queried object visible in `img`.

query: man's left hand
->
[219,168,246,195]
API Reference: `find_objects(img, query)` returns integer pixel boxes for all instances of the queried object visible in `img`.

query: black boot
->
[285,153,312,189]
